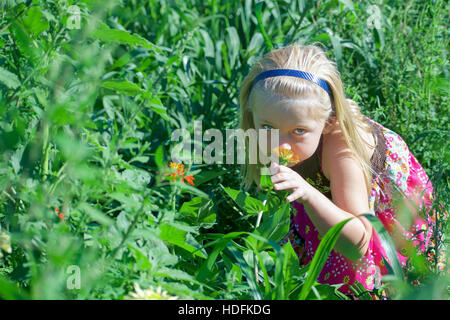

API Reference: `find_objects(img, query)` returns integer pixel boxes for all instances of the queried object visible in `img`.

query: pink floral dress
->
[282,117,440,296]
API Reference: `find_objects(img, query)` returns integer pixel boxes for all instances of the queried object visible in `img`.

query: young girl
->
[238,43,437,297]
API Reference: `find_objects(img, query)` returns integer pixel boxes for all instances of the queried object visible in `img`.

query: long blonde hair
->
[239,43,375,195]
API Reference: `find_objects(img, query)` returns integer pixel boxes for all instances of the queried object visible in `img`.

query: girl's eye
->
[261,124,272,130]
[294,128,305,135]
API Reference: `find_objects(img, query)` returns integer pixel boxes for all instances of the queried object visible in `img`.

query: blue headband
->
[250,69,333,99]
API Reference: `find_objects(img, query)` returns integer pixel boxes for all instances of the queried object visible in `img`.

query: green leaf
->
[348,281,373,300]
[159,223,207,259]
[220,41,231,78]
[199,29,215,58]
[362,214,404,280]
[326,28,343,66]
[147,97,168,120]
[249,201,290,251]
[225,242,263,300]
[282,241,306,297]
[54,134,92,162]
[221,185,265,214]
[0,67,20,89]
[306,283,343,300]
[144,235,178,267]
[225,26,240,69]
[179,196,216,229]
[20,6,49,37]
[196,238,230,282]
[116,211,130,233]
[78,203,114,227]
[101,80,143,96]
[107,52,132,71]
[154,144,164,169]
[246,248,271,298]
[246,232,286,299]
[299,217,353,300]
[109,192,141,212]
[311,32,330,43]
[128,244,152,270]
[171,180,209,199]
[195,231,248,283]
[0,277,30,300]
[255,1,273,51]
[427,76,450,95]
[247,32,264,57]
[338,0,355,11]
[117,168,151,190]
[193,170,227,186]
[93,27,161,53]
[155,267,203,286]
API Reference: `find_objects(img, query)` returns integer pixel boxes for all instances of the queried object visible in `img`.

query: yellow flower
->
[126,283,178,300]
[343,275,350,284]
[169,162,185,176]
[365,275,374,286]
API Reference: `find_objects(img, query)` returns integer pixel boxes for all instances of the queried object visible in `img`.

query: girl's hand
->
[270,162,313,203]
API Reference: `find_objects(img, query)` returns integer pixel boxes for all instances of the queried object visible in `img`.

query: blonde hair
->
[239,43,375,195]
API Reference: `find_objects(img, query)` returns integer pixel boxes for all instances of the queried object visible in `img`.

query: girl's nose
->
[277,132,292,149]
[277,140,292,151]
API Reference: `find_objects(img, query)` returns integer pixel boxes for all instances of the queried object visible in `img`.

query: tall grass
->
[0,0,448,300]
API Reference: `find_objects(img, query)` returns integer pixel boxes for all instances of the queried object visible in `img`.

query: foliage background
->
[0,0,448,299]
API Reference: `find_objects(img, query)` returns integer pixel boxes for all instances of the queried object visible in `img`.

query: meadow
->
[0,0,448,300]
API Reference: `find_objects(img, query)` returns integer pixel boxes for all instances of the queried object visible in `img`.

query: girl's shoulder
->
[321,119,375,180]
[320,119,372,214]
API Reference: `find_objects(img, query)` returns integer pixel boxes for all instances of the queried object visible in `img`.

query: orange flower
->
[164,162,195,186]
[273,147,300,166]
[164,162,183,179]
[54,208,64,221]
[184,175,195,186]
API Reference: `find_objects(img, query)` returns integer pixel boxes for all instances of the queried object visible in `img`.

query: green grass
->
[0,0,448,300]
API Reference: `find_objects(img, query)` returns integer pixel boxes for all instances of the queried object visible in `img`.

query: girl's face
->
[251,90,327,167]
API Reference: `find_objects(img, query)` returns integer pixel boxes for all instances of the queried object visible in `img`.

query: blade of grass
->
[225,242,263,300]
[362,214,404,280]
[196,231,247,282]
[246,232,285,299]
[246,239,271,299]
[255,1,273,51]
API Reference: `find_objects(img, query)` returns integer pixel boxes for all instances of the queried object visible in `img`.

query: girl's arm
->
[319,124,373,260]
[271,130,373,261]
[302,150,373,261]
